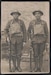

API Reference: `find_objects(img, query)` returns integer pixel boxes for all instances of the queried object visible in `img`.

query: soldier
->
[5,11,26,72]
[28,10,48,72]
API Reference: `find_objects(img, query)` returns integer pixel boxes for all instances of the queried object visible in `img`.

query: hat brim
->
[11,12,21,16]
[33,11,43,16]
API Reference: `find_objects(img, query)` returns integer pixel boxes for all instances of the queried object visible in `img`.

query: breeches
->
[11,42,23,58]
[32,42,45,60]
[10,35,23,59]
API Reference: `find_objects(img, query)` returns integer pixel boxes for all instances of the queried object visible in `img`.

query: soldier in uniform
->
[28,10,48,72]
[5,11,26,72]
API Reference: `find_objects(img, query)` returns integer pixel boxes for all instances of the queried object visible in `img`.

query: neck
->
[14,18,18,21]
[36,18,41,22]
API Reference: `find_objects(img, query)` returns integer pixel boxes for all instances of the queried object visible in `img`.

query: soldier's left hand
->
[23,42,26,46]
[45,43,49,53]
[7,37,10,42]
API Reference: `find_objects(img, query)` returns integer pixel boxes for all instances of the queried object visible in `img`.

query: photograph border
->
[0,0,50,75]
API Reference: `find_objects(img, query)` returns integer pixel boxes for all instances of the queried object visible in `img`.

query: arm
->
[28,24,31,40]
[44,22,49,52]
[21,21,27,42]
[44,22,48,43]
[4,21,11,43]
[28,22,33,40]
[4,21,10,37]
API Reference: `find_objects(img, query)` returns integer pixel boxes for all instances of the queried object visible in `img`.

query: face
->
[13,14,19,19]
[35,12,41,20]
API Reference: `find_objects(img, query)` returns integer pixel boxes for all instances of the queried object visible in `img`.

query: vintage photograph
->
[1,1,50,74]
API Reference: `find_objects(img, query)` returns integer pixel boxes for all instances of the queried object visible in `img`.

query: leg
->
[38,43,45,71]
[16,42,23,72]
[11,44,17,72]
[12,56,16,72]
[17,55,22,72]
[39,55,43,72]
[33,43,39,71]
[36,44,41,72]
[17,53,22,72]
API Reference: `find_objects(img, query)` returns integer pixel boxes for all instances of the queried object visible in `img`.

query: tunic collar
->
[35,19,41,24]
[13,19,19,23]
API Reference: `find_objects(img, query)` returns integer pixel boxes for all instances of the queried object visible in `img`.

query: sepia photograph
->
[1,1,50,74]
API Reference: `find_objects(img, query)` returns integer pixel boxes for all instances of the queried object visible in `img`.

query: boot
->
[12,58,16,72]
[33,57,39,72]
[17,66,22,72]
[17,57,22,72]
[34,64,39,72]
[34,67,38,72]
[12,67,16,72]
[38,56,43,72]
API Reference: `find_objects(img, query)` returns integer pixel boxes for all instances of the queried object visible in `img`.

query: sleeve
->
[21,21,27,42]
[28,22,33,40]
[44,22,48,43]
[4,21,10,36]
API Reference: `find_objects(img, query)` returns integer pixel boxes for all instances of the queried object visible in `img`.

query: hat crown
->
[10,10,21,16]
[33,10,43,15]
